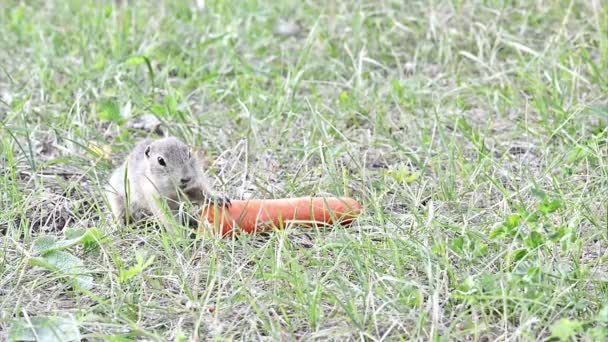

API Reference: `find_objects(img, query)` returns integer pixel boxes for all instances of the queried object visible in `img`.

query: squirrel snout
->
[180,177,192,185]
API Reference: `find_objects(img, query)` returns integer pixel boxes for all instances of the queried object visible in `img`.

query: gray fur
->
[105,137,226,227]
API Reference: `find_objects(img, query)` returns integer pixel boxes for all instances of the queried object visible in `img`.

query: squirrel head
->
[142,137,200,193]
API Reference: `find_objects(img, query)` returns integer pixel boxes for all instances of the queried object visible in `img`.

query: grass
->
[0,0,607,340]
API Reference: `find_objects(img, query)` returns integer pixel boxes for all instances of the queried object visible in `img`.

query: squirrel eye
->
[188,150,192,159]
[157,156,166,167]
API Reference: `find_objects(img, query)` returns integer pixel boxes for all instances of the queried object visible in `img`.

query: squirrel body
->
[105,137,228,226]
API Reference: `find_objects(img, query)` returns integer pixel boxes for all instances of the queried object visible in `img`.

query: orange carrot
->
[199,197,362,237]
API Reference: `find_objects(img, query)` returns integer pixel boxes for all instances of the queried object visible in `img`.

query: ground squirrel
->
[105,137,230,227]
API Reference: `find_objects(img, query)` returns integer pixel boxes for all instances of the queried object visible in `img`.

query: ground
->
[1,0,607,341]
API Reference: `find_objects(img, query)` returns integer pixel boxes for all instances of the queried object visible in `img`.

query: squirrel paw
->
[212,195,231,208]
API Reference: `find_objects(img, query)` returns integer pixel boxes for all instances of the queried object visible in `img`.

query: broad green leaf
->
[474,243,488,257]
[450,236,465,255]
[33,236,58,254]
[549,225,567,241]
[97,99,121,122]
[64,227,87,240]
[33,228,104,254]
[457,276,475,292]
[63,227,104,250]
[103,5,112,18]
[538,198,562,214]
[549,318,582,341]
[527,266,541,277]
[525,211,539,223]
[30,251,94,290]
[8,315,80,342]
[503,214,520,229]
[525,231,544,249]
[150,103,165,117]
[478,273,497,292]
[511,249,527,263]
[339,91,350,103]
[489,227,505,240]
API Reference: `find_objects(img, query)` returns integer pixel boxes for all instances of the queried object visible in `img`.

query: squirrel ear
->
[144,145,151,158]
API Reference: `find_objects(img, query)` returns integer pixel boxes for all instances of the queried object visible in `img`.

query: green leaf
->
[33,236,58,254]
[525,231,544,249]
[474,243,488,257]
[538,198,562,214]
[64,227,104,250]
[386,167,419,184]
[33,228,104,255]
[118,254,155,284]
[450,236,465,255]
[97,99,121,122]
[150,103,165,117]
[511,249,528,263]
[339,91,350,103]
[478,273,497,292]
[64,227,86,240]
[104,5,112,18]
[549,318,582,341]
[503,214,520,229]
[457,276,475,293]
[489,227,505,240]
[30,251,94,290]
[9,315,80,342]
[527,266,541,280]
[549,225,567,241]
[525,211,540,223]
